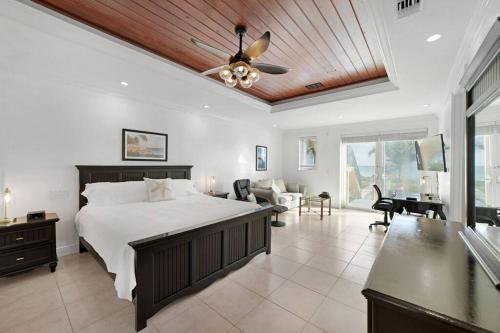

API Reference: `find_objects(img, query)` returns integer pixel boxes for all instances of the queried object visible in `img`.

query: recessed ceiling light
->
[426,34,441,42]
[423,104,430,107]
[338,115,344,119]
[272,124,277,128]
[120,81,129,86]
[203,105,210,109]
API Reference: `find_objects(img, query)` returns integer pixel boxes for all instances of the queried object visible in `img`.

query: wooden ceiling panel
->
[34,0,387,102]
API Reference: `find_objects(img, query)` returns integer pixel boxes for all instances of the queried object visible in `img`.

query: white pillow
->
[169,179,199,198]
[144,178,173,202]
[274,179,287,193]
[247,193,257,203]
[82,181,148,206]
[271,181,281,194]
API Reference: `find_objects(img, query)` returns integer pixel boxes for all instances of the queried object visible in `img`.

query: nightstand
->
[0,213,59,276]
[204,191,230,199]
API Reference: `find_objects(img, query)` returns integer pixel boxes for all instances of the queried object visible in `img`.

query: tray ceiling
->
[34,0,387,103]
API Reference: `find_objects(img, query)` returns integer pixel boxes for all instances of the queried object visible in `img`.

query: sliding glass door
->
[346,142,377,209]
[383,140,420,195]
[345,139,420,209]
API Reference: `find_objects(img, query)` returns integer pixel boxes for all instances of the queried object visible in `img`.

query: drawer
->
[0,226,51,249]
[0,244,52,271]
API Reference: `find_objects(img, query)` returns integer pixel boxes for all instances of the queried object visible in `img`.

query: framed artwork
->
[122,129,168,161]
[256,145,267,171]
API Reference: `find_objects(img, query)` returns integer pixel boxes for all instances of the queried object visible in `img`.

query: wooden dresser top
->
[363,216,500,333]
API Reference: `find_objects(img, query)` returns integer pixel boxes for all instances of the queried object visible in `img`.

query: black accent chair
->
[233,179,269,206]
[369,184,393,232]
[233,179,286,227]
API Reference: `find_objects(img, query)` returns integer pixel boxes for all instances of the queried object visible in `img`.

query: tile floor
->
[0,208,386,333]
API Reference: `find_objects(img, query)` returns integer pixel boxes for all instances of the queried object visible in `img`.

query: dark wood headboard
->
[76,165,193,208]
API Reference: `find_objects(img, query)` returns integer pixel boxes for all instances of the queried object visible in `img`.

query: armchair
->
[233,179,270,206]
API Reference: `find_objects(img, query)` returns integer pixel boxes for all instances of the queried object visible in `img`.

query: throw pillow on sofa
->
[271,181,281,194]
[274,179,287,193]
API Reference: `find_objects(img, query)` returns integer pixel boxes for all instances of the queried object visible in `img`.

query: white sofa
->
[251,178,307,209]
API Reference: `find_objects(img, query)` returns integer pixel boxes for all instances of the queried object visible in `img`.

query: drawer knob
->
[15,237,24,241]
[16,257,25,261]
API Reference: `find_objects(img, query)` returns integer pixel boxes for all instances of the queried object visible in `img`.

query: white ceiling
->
[1,0,489,130]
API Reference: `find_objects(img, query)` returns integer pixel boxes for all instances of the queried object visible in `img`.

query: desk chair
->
[369,184,393,232]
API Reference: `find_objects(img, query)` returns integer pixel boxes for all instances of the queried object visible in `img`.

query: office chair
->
[369,184,393,232]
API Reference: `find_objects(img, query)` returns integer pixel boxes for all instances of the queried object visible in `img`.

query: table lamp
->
[1,188,13,224]
[208,176,215,195]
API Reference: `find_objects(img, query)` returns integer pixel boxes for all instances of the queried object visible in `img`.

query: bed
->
[75,165,273,331]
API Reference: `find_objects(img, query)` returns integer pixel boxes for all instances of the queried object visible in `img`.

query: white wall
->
[0,2,282,256]
[282,115,439,209]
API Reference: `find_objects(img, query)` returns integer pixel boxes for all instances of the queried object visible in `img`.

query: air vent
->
[305,82,324,90]
[396,0,422,19]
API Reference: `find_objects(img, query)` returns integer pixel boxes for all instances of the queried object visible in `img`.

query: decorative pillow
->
[169,179,199,197]
[144,178,173,202]
[274,179,287,193]
[247,193,257,203]
[82,181,148,206]
[271,181,281,194]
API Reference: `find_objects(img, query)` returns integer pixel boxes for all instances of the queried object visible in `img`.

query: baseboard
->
[57,243,79,257]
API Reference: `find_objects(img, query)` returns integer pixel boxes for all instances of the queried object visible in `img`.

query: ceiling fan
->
[191,25,289,89]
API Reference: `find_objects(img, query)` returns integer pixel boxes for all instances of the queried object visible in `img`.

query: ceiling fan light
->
[233,61,249,78]
[225,75,237,87]
[248,68,260,82]
[239,76,253,89]
[219,65,232,80]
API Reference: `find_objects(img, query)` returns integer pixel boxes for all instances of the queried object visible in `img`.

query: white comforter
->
[75,195,261,300]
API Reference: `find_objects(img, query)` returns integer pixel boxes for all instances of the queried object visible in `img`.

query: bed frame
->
[76,165,273,331]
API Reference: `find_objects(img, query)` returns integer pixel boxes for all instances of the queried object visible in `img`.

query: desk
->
[363,216,500,333]
[391,192,446,220]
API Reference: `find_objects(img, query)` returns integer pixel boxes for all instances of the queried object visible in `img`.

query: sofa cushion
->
[281,192,303,201]
[274,179,287,193]
[255,179,273,189]
[271,182,282,193]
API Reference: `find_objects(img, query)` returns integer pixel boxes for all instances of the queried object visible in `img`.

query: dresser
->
[362,216,500,333]
[0,213,58,276]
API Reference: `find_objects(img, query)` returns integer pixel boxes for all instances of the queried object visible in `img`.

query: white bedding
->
[75,195,261,300]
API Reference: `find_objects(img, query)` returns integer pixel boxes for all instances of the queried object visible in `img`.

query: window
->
[299,137,317,170]
[342,128,428,210]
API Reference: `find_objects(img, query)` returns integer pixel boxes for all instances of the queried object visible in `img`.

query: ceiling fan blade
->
[201,65,225,75]
[243,31,270,60]
[253,63,289,74]
[190,38,231,60]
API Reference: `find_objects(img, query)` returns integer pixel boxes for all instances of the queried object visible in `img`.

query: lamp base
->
[0,217,13,224]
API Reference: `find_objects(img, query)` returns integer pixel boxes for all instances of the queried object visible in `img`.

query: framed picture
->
[256,145,267,171]
[122,129,168,161]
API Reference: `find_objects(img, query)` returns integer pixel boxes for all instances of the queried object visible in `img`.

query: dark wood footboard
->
[129,206,273,331]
